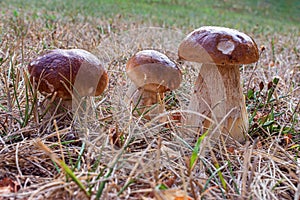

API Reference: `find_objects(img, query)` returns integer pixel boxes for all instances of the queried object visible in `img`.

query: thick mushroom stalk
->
[189,63,249,142]
[28,49,108,116]
[178,26,259,142]
[126,50,182,120]
[126,84,167,120]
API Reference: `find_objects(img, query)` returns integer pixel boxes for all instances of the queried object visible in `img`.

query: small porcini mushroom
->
[28,49,108,115]
[178,26,259,142]
[126,50,182,120]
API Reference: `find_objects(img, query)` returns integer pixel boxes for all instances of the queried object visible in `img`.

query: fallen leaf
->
[154,189,194,200]
[283,134,293,145]
[171,112,182,122]
[163,176,176,188]
[256,140,263,149]
[109,123,124,148]
[227,146,235,154]
[0,177,20,194]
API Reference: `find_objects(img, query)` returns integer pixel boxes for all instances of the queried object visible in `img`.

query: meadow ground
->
[0,0,299,199]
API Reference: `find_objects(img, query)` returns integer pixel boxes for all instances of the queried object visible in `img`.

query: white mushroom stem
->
[126,84,165,120]
[186,63,248,142]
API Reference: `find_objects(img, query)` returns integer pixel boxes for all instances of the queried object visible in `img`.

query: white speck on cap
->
[30,60,39,66]
[88,87,94,94]
[217,40,235,55]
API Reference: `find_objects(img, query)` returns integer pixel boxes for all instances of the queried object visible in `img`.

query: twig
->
[294,158,300,200]
[241,141,251,198]
[247,138,259,192]
[54,119,65,163]
[15,142,23,177]
[246,46,265,92]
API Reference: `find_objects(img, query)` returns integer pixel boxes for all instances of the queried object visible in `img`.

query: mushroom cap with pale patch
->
[28,49,108,100]
[126,50,182,93]
[178,26,259,65]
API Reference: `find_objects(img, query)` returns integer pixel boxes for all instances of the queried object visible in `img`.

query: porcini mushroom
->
[28,49,108,116]
[126,50,182,120]
[178,26,259,142]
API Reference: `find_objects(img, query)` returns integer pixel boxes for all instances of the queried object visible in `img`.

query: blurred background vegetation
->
[1,0,299,33]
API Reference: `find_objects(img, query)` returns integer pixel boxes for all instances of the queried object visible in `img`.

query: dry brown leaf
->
[283,133,293,145]
[0,177,20,195]
[109,123,124,148]
[171,112,182,122]
[154,189,194,200]
[227,146,235,154]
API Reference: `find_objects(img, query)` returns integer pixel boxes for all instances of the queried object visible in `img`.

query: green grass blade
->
[10,63,23,121]
[96,168,113,199]
[190,130,208,171]
[267,77,279,103]
[203,164,226,199]
[214,161,227,191]
[74,142,85,170]
[117,179,135,196]
[58,159,90,197]
[228,161,240,195]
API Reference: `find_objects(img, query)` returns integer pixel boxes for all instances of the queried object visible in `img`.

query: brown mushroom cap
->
[178,26,259,65]
[28,49,108,100]
[126,50,182,92]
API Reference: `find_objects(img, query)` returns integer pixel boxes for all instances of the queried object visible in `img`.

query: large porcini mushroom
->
[178,26,259,142]
[126,50,182,120]
[28,49,108,115]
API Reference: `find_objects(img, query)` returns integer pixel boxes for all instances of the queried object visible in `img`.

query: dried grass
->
[0,9,299,200]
